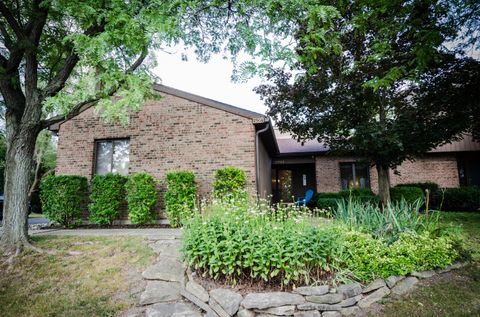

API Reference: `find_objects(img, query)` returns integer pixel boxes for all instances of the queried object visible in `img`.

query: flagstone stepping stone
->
[385,275,404,288]
[297,303,341,311]
[337,282,362,298]
[242,292,305,310]
[362,279,386,293]
[145,302,202,317]
[411,270,436,279]
[139,281,181,305]
[255,305,295,316]
[294,311,321,317]
[305,293,343,304]
[293,286,329,296]
[357,286,390,309]
[142,257,185,282]
[210,288,243,316]
[391,277,418,296]
[151,240,182,258]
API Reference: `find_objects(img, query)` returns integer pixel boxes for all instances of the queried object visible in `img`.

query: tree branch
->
[0,2,26,40]
[42,23,106,99]
[41,48,148,129]
[0,23,14,50]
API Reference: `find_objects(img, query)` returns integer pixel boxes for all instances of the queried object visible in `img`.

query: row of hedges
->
[314,183,479,211]
[40,173,158,227]
[40,167,247,227]
[394,182,480,211]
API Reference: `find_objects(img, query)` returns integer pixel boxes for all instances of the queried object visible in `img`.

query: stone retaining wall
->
[181,263,464,317]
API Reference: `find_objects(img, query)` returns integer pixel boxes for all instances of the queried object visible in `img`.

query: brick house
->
[52,84,480,215]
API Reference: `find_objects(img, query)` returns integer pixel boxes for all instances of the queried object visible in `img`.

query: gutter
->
[255,123,270,198]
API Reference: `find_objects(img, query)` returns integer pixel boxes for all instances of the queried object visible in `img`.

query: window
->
[95,139,129,176]
[340,162,370,189]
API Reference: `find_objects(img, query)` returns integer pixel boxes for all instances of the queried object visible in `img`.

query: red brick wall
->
[315,153,459,193]
[56,93,257,217]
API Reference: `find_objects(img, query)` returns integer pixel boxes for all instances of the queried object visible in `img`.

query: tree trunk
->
[376,164,391,205]
[1,110,39,253]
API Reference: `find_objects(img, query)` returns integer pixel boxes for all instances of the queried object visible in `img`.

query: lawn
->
[0,235,155,317]
[373,212,480,317]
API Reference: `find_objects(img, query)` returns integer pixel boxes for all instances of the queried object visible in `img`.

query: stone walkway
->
[134,233,202,317]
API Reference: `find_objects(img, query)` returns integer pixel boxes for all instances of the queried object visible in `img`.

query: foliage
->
[255,0,480,202]
[442,187,480,211]
[164,171,197,228]
[40,175,88,227]
[342,231,459,281]
[89,174,127,225]
[334,199,437,242]
[213,167,247,199]
[390,186,424,204]
[316,189,379,210]
[183,197,342,287]
[395,182,440,194]
[125,173,158,224]
[317,198,341,211]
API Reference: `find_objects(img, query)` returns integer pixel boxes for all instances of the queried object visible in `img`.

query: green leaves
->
[164,171,197,227]
[89,174,128,225]
[213,167,247,200]
[125,172,158,224]
[40,175,89,227]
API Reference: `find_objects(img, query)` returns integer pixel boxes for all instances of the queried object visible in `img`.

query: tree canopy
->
[255,0,480,202]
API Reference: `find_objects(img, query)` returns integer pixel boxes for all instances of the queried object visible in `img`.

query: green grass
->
[375,212,480,317]
[0,236,155,317]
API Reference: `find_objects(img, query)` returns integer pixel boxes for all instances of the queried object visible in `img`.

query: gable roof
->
[48,84,268,132]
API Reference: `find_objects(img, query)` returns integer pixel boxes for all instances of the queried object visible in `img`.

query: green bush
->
[442,187,480,211]
[396,182,439,194]
[164,171,197,227]
[213,167,247,199]
[125,172,158,224]
[390,186,424,204]
[339,188,376,198]
[40,175,88,227]
[183,201,342,287]
[317,198,341,210]
[343,231,459,281]
[88,174,127,224]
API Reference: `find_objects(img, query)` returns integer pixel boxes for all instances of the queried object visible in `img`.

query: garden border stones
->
[180,262,466,317]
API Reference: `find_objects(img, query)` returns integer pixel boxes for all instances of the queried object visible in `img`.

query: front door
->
[272,163,316,204]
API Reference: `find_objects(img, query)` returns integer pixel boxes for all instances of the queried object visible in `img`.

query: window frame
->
[93,138,130,176]
[339,161,371,190]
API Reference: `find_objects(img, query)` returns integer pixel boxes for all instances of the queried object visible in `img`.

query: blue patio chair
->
[296,189,314,206]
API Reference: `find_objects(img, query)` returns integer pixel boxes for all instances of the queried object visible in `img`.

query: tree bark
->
[1,109,40,253]
[376,164,391,205]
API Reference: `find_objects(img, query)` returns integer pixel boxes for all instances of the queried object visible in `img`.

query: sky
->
[152,48,268,115]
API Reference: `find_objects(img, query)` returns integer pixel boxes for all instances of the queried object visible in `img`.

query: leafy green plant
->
[125,173,158,224]
[396,182,439,194]
[442,187,480,211]
[213,167,247,199]
[390,186,424,204]
[89,174,127,225]
[40,175,88,227]
[183,197,342,287]
[343,231,459,281]
[164,171,197,227]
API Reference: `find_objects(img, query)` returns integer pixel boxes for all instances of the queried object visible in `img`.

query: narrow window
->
[340,162,370,189]
[95,139,130,176]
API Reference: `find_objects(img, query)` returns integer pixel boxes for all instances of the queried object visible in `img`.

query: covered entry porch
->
[271,157,316,204]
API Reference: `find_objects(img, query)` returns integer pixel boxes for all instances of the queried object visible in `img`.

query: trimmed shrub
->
[390,186,424,204]
[213,167,247,199]
[339,188,376,198]
[88,173,127,224]
[442,187,480,211]
[125,172,158,224]
[164,171,197,227]
[317,198,341,211]
[40,175,88,227]
[396,181,439,194]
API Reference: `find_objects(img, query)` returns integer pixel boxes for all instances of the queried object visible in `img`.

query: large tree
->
[256,0,480,203]
[0,0,342,252]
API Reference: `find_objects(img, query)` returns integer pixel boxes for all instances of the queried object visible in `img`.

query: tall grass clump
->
[333,198,439,242]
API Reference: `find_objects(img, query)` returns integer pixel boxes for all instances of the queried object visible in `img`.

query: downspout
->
[255,123,270,198]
